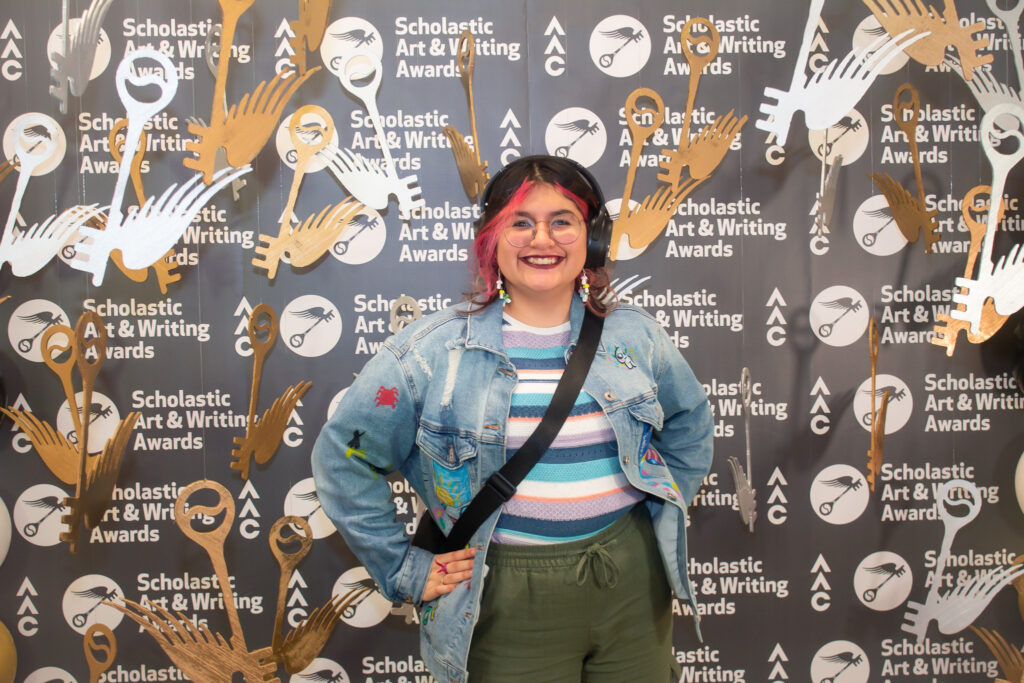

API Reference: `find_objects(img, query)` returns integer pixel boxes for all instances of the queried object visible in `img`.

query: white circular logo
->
[605,198,645,260]
[2,113,68,177]
[284,478,336,539]
[810,465,869,524]
[808,109,868,165]
[7,299,71,362]
[809,285,869,347]
[15,483,70,546]
[62,574,124,634]
[853,194,907,256]
[25,667,78,683]
[47,19,111,81]
[852,16,909,75]
[854,550,913,611]
[275,108,339,173]
[290,657,350,683]
[57,391,120,455]
[321,18,383,79]
[332,566,391,628]
[544,107,606,167]
[329,207,387,265]
[810,640,869,683]
[0,495,11,566]
[854,373,913,434]
[589,16,651,77]
[281,295,342,358]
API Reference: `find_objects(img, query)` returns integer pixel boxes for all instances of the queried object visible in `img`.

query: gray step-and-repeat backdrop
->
[1,0,1023,681]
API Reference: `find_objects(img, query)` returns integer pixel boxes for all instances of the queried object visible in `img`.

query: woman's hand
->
[421,546,479,602]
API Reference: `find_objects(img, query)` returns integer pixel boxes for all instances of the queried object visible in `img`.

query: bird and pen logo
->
[280,295,343,358]
[810,464,869,525]
[13,483,71,546]
[854,550,913,611]
[588,15,651,78]
[809,285,870,347]
[6,299,70,361]
[318,17,383,80]
[853,373,913,435]
[544,108,606,168]
[288,658,351,683]
[284,478,337,540]
[61,573,125,634]
[810,640,869,683]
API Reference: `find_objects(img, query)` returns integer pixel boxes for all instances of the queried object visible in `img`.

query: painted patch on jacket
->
[639,443,680,501]
[375,386,400,408]
[607,343,637,369]
[344,429,388,477]
[433,462,471,509]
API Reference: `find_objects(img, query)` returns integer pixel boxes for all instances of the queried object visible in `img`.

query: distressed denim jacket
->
[312,298,714,683]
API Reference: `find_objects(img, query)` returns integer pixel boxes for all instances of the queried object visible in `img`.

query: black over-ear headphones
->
[479,155,612,270]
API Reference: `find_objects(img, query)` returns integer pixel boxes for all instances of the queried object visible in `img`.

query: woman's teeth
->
[524,256,559,265]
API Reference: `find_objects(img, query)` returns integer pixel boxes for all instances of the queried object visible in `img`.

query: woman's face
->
[495,183,587,307]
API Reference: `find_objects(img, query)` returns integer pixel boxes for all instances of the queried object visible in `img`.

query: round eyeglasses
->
[503,215,584,247]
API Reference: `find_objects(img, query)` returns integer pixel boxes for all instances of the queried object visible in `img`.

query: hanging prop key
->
[658,18,746,191]
[931,185,1008,354]
[253,106,365,279]
[72,49,249,285]
[333,51,425,217]
[49,0,115,113]
[609,88,689,260]
[267,516,367,674]
[443,31,490,202]
[230,304,312,479]
[83,623,117,683]
[727,367,756,532]
[865,318,891,491]
[902,480,1024,642]
[869,83,941,252]
[950,104,1024,334]
[0,118,101,277]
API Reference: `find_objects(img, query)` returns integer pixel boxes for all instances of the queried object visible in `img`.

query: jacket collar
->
[463,297,586,355]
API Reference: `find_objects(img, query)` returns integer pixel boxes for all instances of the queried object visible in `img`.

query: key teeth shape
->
[252,237,285,279]
[229,436,253,480]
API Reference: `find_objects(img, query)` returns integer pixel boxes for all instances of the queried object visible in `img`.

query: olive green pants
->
[467,505,677,682]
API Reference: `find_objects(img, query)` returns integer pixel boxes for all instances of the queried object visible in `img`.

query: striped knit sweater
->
[491,313,645,545]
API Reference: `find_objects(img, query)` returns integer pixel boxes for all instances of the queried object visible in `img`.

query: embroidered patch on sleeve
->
[375,386,400,408]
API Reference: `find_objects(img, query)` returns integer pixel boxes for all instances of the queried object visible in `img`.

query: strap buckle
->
[484,471,517,501]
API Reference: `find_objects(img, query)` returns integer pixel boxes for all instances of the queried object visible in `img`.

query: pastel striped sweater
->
[491,314,645,545]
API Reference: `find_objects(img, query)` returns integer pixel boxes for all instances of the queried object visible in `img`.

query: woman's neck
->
[503,289,573,327]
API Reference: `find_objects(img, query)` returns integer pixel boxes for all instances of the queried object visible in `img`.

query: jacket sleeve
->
[649,324,714,506]
[311,343,433,604]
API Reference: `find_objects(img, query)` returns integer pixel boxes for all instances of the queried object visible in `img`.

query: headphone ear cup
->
[585,204,612,270]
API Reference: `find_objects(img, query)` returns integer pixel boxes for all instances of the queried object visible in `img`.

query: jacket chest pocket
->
[417,421,479,512]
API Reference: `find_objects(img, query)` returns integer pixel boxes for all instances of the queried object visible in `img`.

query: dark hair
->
[466,155,616,316]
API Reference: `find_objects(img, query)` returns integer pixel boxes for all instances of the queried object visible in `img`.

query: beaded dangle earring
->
[496,272,511,306]
[578,270,590,304]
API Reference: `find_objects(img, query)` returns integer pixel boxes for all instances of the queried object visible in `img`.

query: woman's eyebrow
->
[512,208,578,218]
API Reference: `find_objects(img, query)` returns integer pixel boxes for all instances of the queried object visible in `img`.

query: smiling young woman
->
[312,155,713,683]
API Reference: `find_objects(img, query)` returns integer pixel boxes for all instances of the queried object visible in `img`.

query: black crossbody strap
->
[441,309,605,551]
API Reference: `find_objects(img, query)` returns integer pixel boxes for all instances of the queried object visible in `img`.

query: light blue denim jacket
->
[312,297,713,683]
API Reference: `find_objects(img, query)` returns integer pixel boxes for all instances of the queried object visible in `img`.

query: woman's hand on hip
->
[422,547,479,602]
